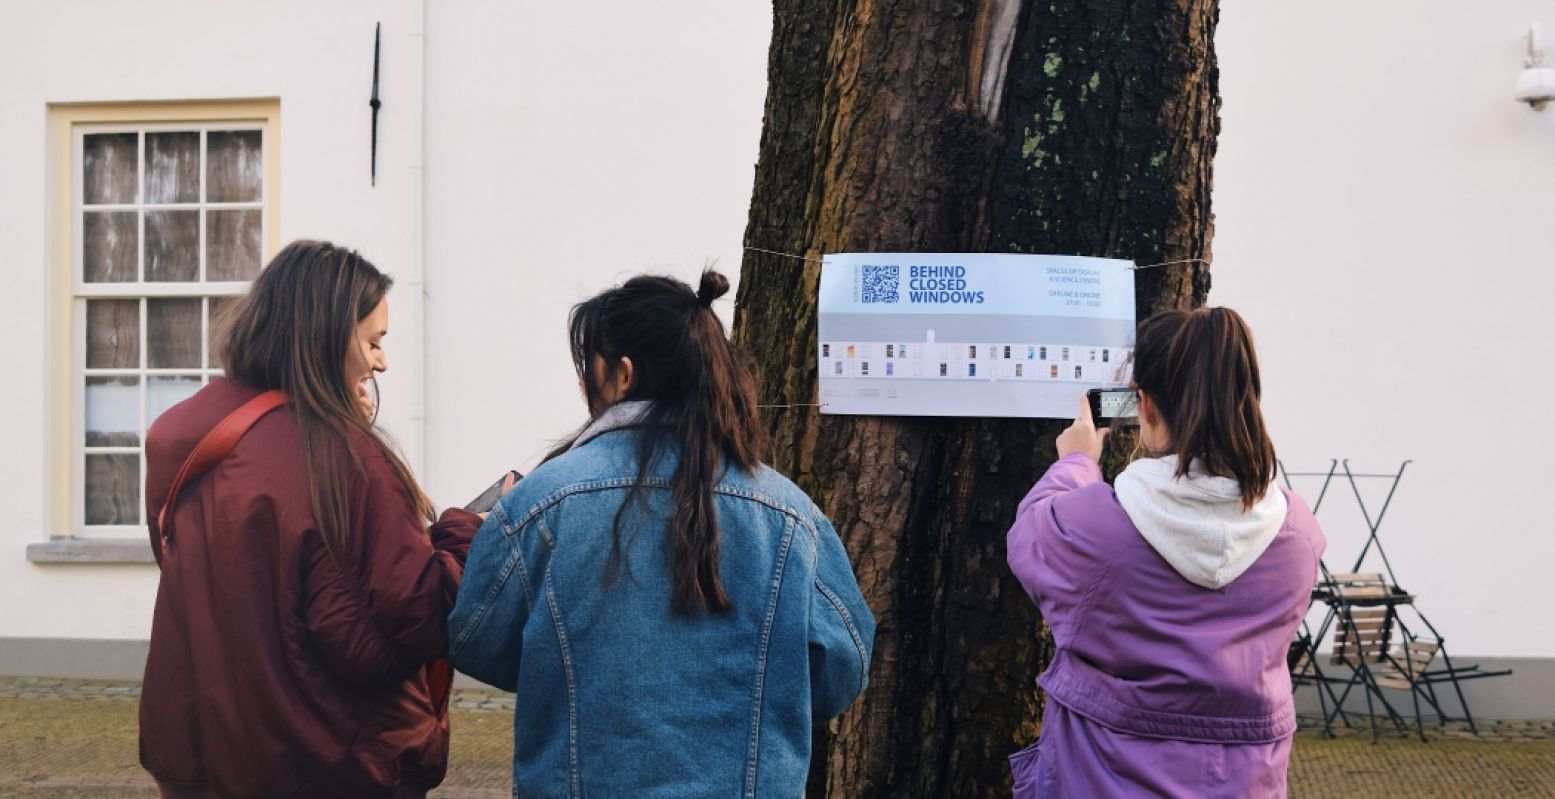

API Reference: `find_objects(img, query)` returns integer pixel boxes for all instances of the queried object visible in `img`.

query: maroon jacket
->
[141,378,479,798]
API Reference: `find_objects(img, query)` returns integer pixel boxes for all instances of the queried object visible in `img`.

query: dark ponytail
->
[557,269,764,615]
[1132,306,1276,511]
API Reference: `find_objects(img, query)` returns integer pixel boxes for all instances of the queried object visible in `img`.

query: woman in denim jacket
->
[1006,307,1325,797]
[449,270,875,798]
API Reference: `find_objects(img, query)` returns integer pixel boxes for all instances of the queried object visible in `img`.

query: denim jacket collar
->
[570,400,654,451]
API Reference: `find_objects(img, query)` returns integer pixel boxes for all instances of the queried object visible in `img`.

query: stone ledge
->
[26,538,156,564]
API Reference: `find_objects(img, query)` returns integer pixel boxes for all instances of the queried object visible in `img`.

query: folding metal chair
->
[1325,574,1412,742]
[1279,460,1511,742]
[1324,572,1511,741]
[1288,618,1346,736]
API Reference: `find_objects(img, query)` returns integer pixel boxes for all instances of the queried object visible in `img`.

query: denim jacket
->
[447,419,875,799]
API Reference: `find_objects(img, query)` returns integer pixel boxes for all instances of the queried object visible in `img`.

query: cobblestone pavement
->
[3,678,1553,797]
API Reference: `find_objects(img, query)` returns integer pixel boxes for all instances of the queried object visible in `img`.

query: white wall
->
[0,0,771,642]
[420,2,771,503]
[1215,1,1555,656]
[2,0,1548,663]
[0,0,423,639]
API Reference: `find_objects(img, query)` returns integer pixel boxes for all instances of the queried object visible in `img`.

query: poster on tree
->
[817,252,1136,418]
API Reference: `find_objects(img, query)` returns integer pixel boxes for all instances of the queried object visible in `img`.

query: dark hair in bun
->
[695,270,730,307]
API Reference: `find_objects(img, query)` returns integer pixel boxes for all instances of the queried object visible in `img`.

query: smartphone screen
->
[1087,388,1138,426]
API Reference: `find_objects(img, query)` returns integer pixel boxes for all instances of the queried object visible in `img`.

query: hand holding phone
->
[464,470,522,515]
[1058,395,1111,463]
[1086,387,1139,428]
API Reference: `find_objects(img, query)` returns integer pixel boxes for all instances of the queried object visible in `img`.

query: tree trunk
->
[733,1,1219,795]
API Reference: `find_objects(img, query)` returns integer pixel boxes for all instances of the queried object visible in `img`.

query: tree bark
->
[733,1,1219,795]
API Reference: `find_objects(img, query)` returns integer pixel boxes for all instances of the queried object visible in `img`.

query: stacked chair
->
[1280,461,1510,742]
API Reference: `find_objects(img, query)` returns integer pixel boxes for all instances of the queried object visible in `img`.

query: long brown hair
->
[1132,306,1276,510]
[554,269,764,615]
[220,240,434,557]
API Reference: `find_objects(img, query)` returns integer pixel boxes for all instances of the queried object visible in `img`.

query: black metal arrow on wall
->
[370,22,382,186]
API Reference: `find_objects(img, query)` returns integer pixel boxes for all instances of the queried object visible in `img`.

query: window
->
[49,102,279,539]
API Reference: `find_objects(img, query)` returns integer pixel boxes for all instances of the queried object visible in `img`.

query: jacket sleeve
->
[808,512,876,722]
[300,455,479,687]
[1005,452,1110,643]
[446,498,544,693]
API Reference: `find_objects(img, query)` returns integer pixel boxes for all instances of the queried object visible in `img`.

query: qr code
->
[861,265,900,303]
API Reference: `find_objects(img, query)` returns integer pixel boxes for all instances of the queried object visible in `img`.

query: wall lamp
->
[1517,23,1555,109]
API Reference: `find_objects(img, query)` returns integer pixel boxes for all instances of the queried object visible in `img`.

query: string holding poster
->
[817,253,1135,418]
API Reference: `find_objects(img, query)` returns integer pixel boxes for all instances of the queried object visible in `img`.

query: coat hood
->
[1114,455,1287,589]
[570,400,654,451]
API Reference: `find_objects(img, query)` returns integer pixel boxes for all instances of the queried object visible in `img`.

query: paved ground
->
[0,679,510,798]
[2,678,1553,797]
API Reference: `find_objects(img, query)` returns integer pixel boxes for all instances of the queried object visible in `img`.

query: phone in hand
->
[1086,388,1139,428]
[464,470,523,514]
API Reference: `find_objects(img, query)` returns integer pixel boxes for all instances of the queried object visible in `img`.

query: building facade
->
[2,0,1550,714]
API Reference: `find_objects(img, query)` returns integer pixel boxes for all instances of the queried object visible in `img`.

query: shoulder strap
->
[157,390,291,552]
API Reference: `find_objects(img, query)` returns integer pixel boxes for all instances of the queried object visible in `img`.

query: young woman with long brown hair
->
[448,270,875,797]
[1006,307,1326,798]
[141,240,486,798]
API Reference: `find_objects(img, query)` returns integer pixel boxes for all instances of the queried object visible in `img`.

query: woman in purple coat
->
[1006,307,1325,798]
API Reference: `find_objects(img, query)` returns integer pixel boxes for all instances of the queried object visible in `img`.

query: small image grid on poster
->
[818,341,1132,384]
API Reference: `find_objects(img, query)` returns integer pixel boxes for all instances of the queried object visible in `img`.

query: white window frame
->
[47,101,280,542]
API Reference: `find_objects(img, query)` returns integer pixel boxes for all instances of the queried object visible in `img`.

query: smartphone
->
[1086,388,1138,427]
[464,470,523,514]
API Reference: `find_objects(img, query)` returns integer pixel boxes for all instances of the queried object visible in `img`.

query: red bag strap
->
[157,390,291,551]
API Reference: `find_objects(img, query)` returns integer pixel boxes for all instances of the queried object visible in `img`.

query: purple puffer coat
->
[1006,453,1324,798]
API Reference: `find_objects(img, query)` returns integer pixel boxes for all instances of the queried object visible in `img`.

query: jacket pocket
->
[1009,739,1042,798]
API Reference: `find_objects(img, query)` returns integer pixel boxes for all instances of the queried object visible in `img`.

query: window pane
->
[207,210,262,281]
[145,210,199,282]
[207,296,237,369]
[85,376,139,446]
[83,211,139,283]
[145,131,200,204]
[147,298,201,368]
[83,132,138,205]
[86,299,140,369]
[207,130,262,202]
[84,454,140,525]
[148,376,201,426]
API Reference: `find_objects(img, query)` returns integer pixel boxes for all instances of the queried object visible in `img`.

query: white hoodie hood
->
[1114,455,1288,590]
